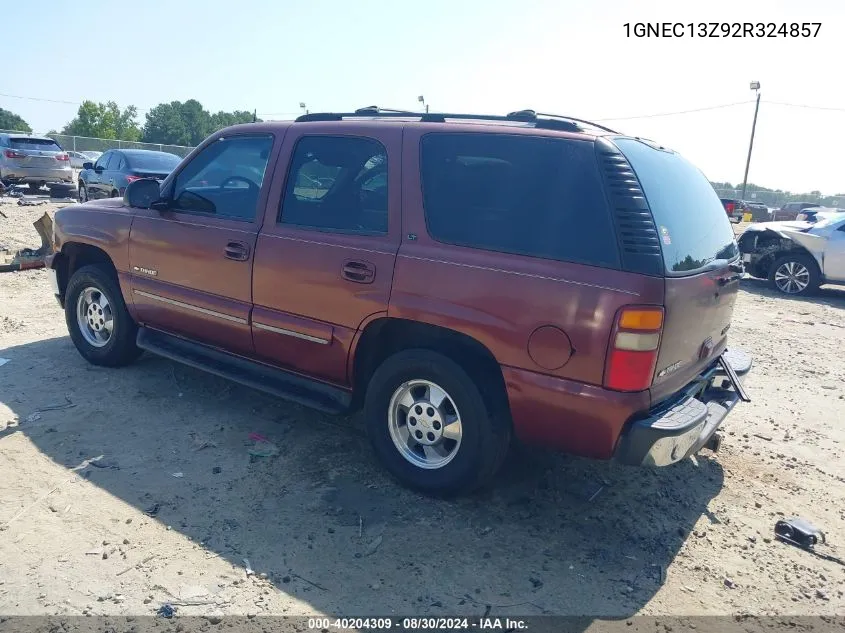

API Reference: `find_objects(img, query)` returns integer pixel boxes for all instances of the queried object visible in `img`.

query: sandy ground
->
[0,201,843,620]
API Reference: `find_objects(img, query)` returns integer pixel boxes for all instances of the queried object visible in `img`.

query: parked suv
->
[774,201,817,221]
[0,133,74,193]
[47,109,752,495]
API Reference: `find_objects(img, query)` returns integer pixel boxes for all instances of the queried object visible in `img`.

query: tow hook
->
[704,432,723,453]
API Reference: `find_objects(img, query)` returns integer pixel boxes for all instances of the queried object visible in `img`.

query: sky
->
[4,0,843,194]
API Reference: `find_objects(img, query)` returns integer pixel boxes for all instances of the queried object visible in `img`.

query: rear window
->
[126,152,181,171]
[614,138,738,274]
[10,138,62,151]
[420,133,620,268]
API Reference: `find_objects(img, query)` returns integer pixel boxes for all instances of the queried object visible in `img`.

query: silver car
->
[738,212,845,295]
[0,134,74,192]
[66,151,91,170]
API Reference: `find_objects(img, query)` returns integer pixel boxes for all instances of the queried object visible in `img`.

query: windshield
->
[126,152,181,171]
[10,138,63,151]
[614,138,738,275]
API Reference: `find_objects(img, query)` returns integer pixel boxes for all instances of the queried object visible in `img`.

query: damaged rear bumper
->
[614,348,752,467]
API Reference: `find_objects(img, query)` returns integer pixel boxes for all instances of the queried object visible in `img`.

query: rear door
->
[251,126,401,386]
[614,138,741,404]
[128,134,278,356]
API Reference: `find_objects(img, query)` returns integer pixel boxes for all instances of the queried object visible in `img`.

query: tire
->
[65,264,142,367]
[78,183,87,202]
[110,189,119,198]
[769,253,821,296]
[363,349,511,496]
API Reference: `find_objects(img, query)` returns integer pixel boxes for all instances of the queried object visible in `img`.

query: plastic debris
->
[156,603,176,618]
[0,358,9,367]
[247,432,279,458]
[172,472,184,478]
[243,558,254,576]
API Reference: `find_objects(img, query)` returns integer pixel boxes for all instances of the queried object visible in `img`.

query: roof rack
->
[294,107,618,134]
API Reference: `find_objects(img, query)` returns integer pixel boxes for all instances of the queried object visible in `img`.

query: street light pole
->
[740,81,761,201]
[418,95,428,113]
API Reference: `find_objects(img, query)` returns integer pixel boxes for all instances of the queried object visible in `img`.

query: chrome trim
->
[253,321,331,345]
[133,290,248,324]
[397,254,640,296]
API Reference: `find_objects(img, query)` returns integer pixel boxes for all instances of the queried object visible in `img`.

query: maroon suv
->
[47,108,751,495]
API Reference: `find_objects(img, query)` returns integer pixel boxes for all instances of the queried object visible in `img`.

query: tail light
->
[604,306,664,392]
[725,202,735,214]
[55,153,69,161]
[4,149,26,159]
[125,175,142,183]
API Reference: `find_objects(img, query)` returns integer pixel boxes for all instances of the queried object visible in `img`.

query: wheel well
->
[351,318,509,412]
[54,243,115,296]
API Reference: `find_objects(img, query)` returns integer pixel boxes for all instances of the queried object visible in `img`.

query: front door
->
[252,127,402,385]
[128,134,278,356]
[87,151,112,199]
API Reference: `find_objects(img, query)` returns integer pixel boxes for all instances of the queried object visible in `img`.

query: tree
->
[142,100,260,146]
[0,108,32,133]
[61,101,141,141]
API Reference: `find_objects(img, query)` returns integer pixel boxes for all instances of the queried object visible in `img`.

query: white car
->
[66,151,90,170]
[738,213,845,295]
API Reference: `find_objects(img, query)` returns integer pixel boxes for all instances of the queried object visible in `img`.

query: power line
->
[764,100,845,113]
[595,100,755,122]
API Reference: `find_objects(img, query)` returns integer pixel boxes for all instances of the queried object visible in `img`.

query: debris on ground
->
[243,558,254,577]
[0,212,54,273]
[156,603,176,618]
[247,433,280,458]
[775,517,825,548]
[0,357,12,366]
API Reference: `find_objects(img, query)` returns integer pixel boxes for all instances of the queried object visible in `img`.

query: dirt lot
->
[1,201,844,619]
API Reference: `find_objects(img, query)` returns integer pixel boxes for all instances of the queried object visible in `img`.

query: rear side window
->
[112,155,125,171]
[10,138,62,151]
[420,134,620,268]
[614,138,738,274]
[279,136,388,234]
[127,152,182,171]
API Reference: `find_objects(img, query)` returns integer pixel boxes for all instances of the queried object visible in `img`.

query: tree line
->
[1,100,259,147]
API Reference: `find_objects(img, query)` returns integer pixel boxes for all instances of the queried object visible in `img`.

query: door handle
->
[341,260,375,284]
[224,241,250,261]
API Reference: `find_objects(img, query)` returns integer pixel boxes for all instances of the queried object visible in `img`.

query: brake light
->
[55,153,69,161]
[125,175,142,183]
[604,306,664,392]
[725,202,735,213]
[4,149,25,159]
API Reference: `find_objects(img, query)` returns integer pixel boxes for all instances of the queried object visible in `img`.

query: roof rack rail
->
[294,107,618,133]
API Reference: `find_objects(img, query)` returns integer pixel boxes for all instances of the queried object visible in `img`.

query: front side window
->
[95,153,112,170]
[420,133,620,267]
[171,135,274,221]
[279,136,388,234]
[111,154,124,171]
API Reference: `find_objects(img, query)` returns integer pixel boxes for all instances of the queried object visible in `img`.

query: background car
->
[720,198,747,223]
[795,207,845,223]
[0,133,74,194]
[738,213,845,295]
[743,200,769,222]
[772,201,818,221]
[78,149,182,201]
[66,151,90,170]
[81,151,102,161]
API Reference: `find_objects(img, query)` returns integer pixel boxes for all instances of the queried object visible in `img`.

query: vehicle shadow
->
[739,276,845,307]
[1,335,726,619]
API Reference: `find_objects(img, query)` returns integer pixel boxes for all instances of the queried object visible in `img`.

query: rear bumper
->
[614,348,752,466]
[2,166,73,183]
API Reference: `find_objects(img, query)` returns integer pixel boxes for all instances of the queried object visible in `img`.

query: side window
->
[279,136,388,234]
[111,154,124,171]
[95,152,111,170]
[170,135,274,221]
[420,133,620,267]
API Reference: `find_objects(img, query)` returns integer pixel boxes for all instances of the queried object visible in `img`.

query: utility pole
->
[253,109,257,123]
[418,95,428,113]
[740,81,761,201]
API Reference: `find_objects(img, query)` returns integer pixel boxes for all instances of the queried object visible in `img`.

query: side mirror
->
[124,178,163,209]
[82,161,94,170]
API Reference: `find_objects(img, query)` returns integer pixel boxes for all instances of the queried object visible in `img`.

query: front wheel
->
[769,253,821,296]
[65,264,142,366]
[363,349,511,496]
[78,183,88,202]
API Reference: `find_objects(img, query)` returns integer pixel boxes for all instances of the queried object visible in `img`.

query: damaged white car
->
[737,213,845,296]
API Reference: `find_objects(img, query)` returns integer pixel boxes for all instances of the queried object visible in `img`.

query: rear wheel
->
[769,253,820,296]
[78,182,88,202]
[363,349,510,496]
[65,264,142,367]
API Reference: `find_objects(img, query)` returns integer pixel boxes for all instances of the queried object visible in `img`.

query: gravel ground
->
[1,201,843,619]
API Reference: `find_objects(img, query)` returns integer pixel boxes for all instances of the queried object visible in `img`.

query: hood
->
[743,220,812,234]
[743,221,827,268]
